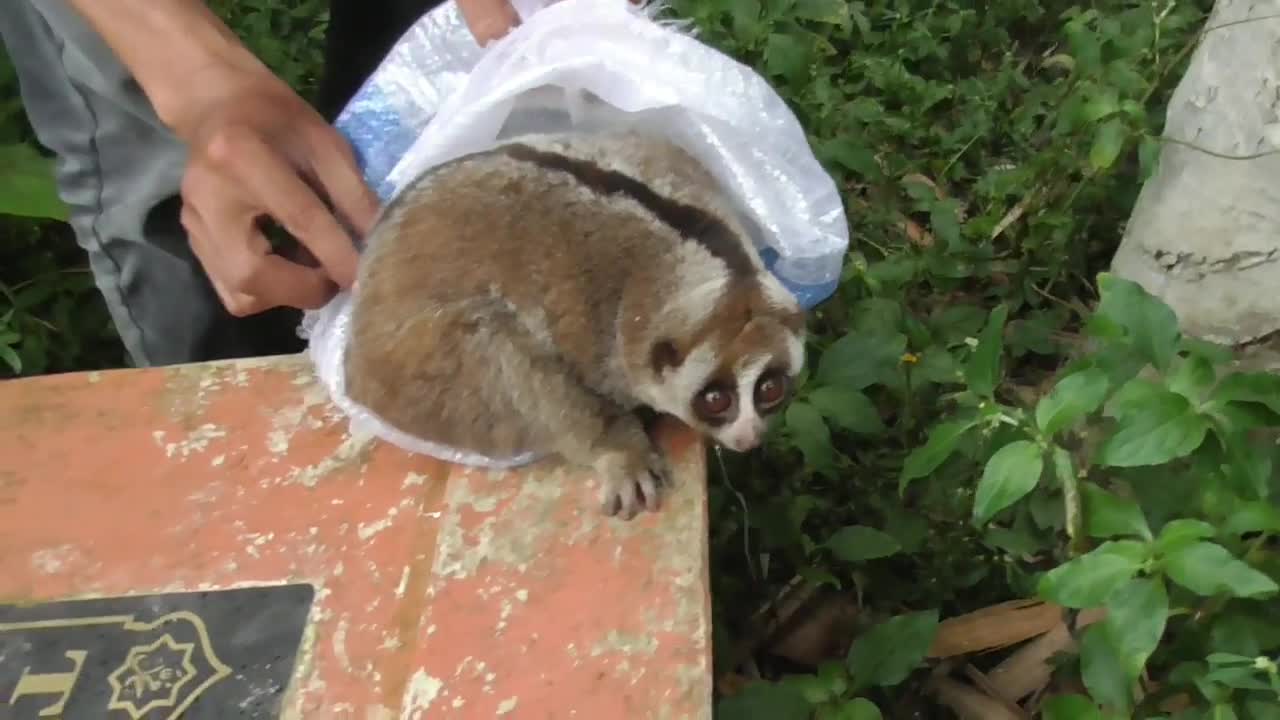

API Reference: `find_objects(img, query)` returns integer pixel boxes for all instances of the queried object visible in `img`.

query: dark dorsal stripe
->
[500,142,756,277]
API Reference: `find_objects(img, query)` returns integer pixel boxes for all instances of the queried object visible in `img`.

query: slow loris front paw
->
[595,441,673,521]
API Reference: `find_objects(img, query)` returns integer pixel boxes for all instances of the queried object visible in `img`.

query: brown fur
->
[343,129,805,519]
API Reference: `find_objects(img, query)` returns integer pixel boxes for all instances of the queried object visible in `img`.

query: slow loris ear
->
[650,339,683,375]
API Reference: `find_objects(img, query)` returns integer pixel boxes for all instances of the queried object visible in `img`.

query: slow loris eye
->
[754,372,789,411]
[694,386,734,419]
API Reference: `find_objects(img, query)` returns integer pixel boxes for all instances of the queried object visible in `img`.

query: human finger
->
[208,127,360,289]
[300,123,382,237]
[183,185,338,313]
[456,0,519,45]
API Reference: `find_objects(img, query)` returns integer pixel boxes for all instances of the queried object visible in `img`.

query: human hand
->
[176,73,380,316]
[456,0,521,45]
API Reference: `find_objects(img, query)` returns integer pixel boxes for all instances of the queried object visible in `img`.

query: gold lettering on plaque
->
[8,649,88,717]
[0,611,231,719]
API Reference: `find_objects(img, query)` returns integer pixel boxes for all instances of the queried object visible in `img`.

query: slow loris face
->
[646,314,806,453]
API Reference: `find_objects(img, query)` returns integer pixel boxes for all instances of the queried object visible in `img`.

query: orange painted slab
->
[0,354,712,718]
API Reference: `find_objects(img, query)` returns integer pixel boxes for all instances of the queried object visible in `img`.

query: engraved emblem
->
[107,633,200,718]
[2,584,313,718]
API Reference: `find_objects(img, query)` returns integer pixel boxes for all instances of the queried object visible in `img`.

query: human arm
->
[60,0,525,316]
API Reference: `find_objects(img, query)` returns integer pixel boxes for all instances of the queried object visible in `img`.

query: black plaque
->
[0,584,314,719]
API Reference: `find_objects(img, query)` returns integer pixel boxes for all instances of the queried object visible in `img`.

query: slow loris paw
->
[596,444,673,521]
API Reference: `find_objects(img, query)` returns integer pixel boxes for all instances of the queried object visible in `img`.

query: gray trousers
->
[0,0,306,368]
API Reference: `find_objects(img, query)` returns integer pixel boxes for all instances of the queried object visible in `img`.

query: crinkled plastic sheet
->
[301,0,850,468]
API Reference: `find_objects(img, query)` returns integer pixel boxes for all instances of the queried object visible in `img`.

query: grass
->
[5,2,1280,718]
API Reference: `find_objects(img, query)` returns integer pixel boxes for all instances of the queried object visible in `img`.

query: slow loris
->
[344,129,806,519]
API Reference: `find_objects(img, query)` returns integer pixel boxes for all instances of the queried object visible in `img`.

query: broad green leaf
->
[791,0,850,25]
[827,525,902,563]
[1081,483,1151,540]
[846,610,939,690]
[1102,577,1168,678]
[1082,88,1120,122]
[0,344,20,374]
[717,679,810,720]
[1089,118,1127,170]
[1210,370,1280,415]
[817,332,908,391]
[1154,518,1216,555]
[1223,501,1280,536]
[1035,367,1110,437]
[809,387,885,435]
[833,698,882,720]
[1090,273,1181,373]
[1163,542,1279,598]
[964,304,1009,398]
[764,31,811,82]
[1037,540,1149,608]
[1167,354,1215,401]
[785,401,837,475]
[1106,377,1170,422]
[819,138,882,180]
[1095,392,1210,468]
[972,440,1044,525]
[0,143,70,221]
[899,418,975,492]
[727,0,764,43]
[1079,623,1133,714]
[1042,694,1103,720]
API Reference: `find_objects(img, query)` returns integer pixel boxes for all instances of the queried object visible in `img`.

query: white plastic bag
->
[301,0,850,467]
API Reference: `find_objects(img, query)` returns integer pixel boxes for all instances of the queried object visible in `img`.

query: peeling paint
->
[280,429,377,488]
[358,505,400,541]
[162,423,227,459]
[402,670,443,714]
[497,697,518,714]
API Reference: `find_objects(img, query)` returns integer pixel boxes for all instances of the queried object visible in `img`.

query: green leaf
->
[1163,542,1279,598]
[1154,518,1217,555]
[827,525,902,563]
[832,698,882,720]
[0,143,70,221]
[817,332,908,391]
[1223,501,1280,536]
[899,418,976,492]
[1037,540,1149,608]
[1095,392,1210,467]
[1082,88,1121,122]
[818,138,882,180]
[716,680,811,720]
[1053,446,1082,541]
[791,0,850,25]
[1167,354,1216,401]
[1090,273,1181,373]
[0,344,20,374]
[1102,577,1168,678]
[846,610,939,690]
[1035,367,1111,437]
[764,31,811,82]
[1079,623,1132,714]
[964,304,1009,398]
[972,440,1044,525]
[785,401,837,475]
[1089,118,1127,171]
[809,387,885,435]
[1081,483,1152,540]
[1138,135,1161,182]
[1210,371,1280,415]
[1042,694,1102,720]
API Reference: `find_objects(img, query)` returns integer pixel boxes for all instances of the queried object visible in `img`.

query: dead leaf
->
[928,599,1064,659]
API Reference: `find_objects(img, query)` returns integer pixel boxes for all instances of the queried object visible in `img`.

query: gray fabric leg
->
[0,0,305,367]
